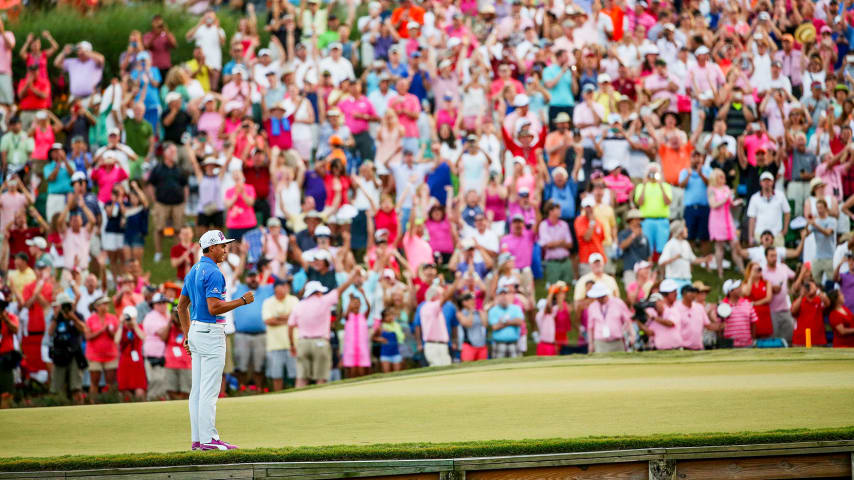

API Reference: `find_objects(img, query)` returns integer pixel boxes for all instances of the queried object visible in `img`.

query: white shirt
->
[747,190,791,236]
[75,287,103,321]
[192,24,225,70]
[747,245,787,267]
[462,225,499,264]
[368,89,397,118]
[660,238,696,280]
[318,56,355,86]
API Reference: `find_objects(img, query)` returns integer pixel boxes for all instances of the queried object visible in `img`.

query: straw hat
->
[795,22,817,44]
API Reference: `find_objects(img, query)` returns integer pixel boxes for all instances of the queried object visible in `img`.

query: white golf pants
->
[188,321,226,444]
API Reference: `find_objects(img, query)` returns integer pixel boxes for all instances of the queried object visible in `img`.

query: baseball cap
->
[165,92,182,104]
[152,293,169,304]
[582,83,596,93]
[659,279,679,293]
[695,45,710,56]
[25,237,47,249]
[581,196,595,208]
[199,230,236,249]
[122,306,138,319]
[258,48,272,57]
[759,171,775,182]
[513,93,530,107]
[328,42,342,50]
[49,143,64,153]
[314,225,332,237]
[71,171,86,183]
[588,252,604,264]
[303,280,329,298]
[723,279,742,296]
[35,258,50,269]
[108,127,120,137]
[587,282,610,298]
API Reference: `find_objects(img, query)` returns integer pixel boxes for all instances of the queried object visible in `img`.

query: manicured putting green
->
[2,349,853,459]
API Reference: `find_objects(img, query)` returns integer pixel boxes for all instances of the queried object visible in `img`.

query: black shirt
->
[148,162,188,205]
[295,229,317,252]
[710,156,738,191]
[740,161,779,201]
[160,110,192,144]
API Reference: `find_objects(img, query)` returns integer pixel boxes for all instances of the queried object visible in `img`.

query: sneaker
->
[191,442,201,451]
[199,442,228,451]
[209,439,239,450]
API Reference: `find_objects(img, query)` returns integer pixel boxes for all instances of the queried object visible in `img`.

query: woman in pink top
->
[707,169,743,278]
[224,170,257,239]
[195,96,224,149]
[341,294,371,378]
[21,31,58,82]
[374,109,405,177]
[30,111,60,161]
[425,203,455,264]
[90,155,129,204]
[85,297,119,402]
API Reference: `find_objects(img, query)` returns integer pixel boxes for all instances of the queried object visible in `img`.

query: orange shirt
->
[605,6,625,42]
[659,143,693,186]
[390,6,425,38]
[574,214,606,264]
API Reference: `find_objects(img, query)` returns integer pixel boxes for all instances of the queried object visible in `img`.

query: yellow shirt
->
[9,267,36,301]
[593,203,616,246]
[185,59,211,92]
[262,294,299,351]
[634,181,671,219]
[573,272,620,302]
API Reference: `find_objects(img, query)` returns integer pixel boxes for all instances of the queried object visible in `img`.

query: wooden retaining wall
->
[2,440,852,480]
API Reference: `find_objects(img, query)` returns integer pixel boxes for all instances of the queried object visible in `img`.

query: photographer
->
[163,305,191,400]
[0,292,20,409]
[114,306,147,401]
[48,292,88,404]
[141,293,170,401]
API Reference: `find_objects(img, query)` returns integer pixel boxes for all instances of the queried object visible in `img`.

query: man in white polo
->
[747,171,791,246]
[177,230,255,451]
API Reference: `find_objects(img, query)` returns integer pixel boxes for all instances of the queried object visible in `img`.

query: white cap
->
[71,171,87,183]
[461,237,476,250]
[328,42,342,50]
[695,45,710,56]
[723,279,742,296]
[407,21,420,29]
[338,204,358,220]
[258,48,272,57]
[659,279,679,293]
[382,268,396,279]
[25,237,47,249]
[108,127,120,136]
[122,305,138,319]
[199,230,236,250]
[598,73,612,83]
[587,282,610,299]
[439,59,453,70]
[303,280,329,298]
[581,195,595,208]
[165,92,182,104]
[513,93,530,107]
[78,40,93,52]
[588,252,604,264]
[716,302,733,318]
[302,250,316,263]
[448,37,462,48]
[759,171,775,182]
[35,110,48,120]
[314,225,332,237]
[513,155,526,166]
[633,260,651,273]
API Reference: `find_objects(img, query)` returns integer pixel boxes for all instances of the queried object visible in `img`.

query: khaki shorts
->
[152,202,185,232]
[52,363,84,394]
[233,332,266,372]
[145,360,167,400]
[165,367,192,393]
[296,338,331,381]
[88,359,118,372]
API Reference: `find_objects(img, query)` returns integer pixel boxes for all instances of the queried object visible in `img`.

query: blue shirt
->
[232,283,274,333]
[542,64,575,107]
[426,162,452,206]
[44,161,73,194]
[678,166,712,207]
[180,256,227,324]
[545,180,578,220]
[488,304,523,343]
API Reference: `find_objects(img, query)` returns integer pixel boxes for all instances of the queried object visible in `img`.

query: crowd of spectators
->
[2,0,854,408]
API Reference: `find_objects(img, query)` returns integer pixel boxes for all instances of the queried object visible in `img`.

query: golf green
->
[2,349,853,460]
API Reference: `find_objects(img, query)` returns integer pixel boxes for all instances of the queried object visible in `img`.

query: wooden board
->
[675,453,852,480]
[465,462,649,480]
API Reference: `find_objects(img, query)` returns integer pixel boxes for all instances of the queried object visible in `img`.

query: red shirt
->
[264,115,295,150]
[374,208,399,246]
[164,323,191,369]
[170,242,193,280]
[243,165,271,200]
[323,174,351,206]
[390,5,425,38]
[574,215,606,264]
[830,307,854,348]
[6,226,40,269]
[16,76,51,111]
[0,313,18,354]
[21,280,53,333]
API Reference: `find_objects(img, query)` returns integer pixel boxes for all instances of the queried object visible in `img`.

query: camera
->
[633,300,657,323]
[61,303,72,313]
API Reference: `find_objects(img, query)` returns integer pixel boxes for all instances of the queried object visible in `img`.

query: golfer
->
[177,230,254,451]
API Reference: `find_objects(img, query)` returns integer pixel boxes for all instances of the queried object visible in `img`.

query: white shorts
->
[101,232,124,251]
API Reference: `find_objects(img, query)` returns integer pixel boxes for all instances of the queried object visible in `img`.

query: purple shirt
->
[538,219,571,260]
[838,272,854,313]
[500,230,535,269]
[63,57,103,97]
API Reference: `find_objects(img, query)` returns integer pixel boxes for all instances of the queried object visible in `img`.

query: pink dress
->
[342,312,371,368]
[708,186,735,241]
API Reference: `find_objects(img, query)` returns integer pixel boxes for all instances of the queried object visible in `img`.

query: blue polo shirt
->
[232,283,274,333]
[488,304,523,343]
[181,256,226,324]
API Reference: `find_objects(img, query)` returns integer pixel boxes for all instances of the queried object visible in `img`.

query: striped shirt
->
[722,299,757,347]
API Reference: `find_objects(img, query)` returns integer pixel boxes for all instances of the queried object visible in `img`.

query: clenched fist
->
[241,291,255,304]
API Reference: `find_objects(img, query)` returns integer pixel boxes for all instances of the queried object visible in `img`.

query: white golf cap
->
[35,110,48,120]
[513,93,530,107]
[723,279,743,296]
[108,127,120,136]
[659,279,679,293]
[633,260,651,273]
[695,45,710,56]
[587,282,610,299]
[303,280,329,298]
[71,171,87,183]
[165,92,182,104]
[581,195,595,208]
[382,268,396,279]
[25,237,47,249]
[759,171,775,182]
[588,252,604,264]
[598,73,611,83]
[199,230,236,249]
[258,48,272,57]
[78,41,93,52]
[122,305,138,319]
[407,21,420,29]
[314,225,332,237]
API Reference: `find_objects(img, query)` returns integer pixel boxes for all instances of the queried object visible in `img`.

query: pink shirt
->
[603,173,634,204]
[402,232,433,274]
[763,262,795,312]
[535,310,556,343]
[337,96,377,135]
[742,134,773,167]
[723,298,757,347]
[500,230,535,269]
[648,304,683,350]
[390,93,421,138]
[674,300,710,350]
[816,162,846,202]
[0,32,15,75]
[644,73,678,113]
[0,192,27,232]
[289,289,340,339]
[85,313,119,362]
[687,62,725,94]
[420,299,449,343]
[62,228,91,270]
[91,166,129,203]
[586,297,632,342]
[425,219,454,254]
[225,184,257,229]
[141,309,169,358]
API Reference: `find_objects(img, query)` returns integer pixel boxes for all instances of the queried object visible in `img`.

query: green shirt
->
[634,181,671,218]
[0,131,35,170]
[123,118,153,180]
